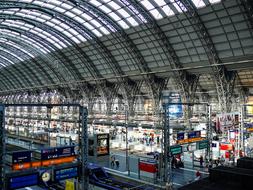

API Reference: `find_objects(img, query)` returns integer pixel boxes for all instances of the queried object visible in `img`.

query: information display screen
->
[8,173,39,189]
[96,134,110,156]
[188,131,201,139]
[177,132,184,140]
[169,145,182,156]
[12,151,32,164]
[54,167,78,181]
[41,146,75,160]
[197,140,209,150]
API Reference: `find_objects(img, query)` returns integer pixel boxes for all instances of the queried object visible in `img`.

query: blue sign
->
[163,92,183,118]
[188,131,201,139]
[177,132,185,140]
[41,146,75,160]
[12,151,32,164]
[54,167,78,181]
[8,173,39,189]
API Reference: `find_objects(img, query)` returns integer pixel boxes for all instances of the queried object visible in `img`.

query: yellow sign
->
[247,128,253,132]
[65,180,75,190]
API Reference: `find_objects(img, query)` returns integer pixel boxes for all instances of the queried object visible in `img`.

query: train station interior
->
[0,0,253,190]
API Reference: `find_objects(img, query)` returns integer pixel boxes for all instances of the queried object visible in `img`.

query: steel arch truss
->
[175,0,239,112]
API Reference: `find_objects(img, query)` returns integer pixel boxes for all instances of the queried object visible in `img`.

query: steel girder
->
[3,2,128,100]
[0,25,81,88]
[90,0,168,109]
[73,1,161,110]
[241,0,253,29]
[0,42,47,86]
[0,67,13,90]
[0,51,35,88]
[0,12,87,81]
[124,0,199,106]
[120,80,143,116]
[0,35,57,84]
[175,0,237,112]
[1,2,105,81]
[0,54,30,89]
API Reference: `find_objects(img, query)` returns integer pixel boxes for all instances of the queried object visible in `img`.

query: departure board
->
[54,167,78,181]
[41,146,75,160]
[8,173,39,189]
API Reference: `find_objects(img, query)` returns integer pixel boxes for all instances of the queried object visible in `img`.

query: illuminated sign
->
[197,140,209,150]
[8,173,39,189]
[13,156,76,170]
[177,132,184,140]
[177,137,205,144]
[12,162,31,171]
[41,146,75,160]
[188,131,201,139]
[54,167,78,181]
[42,156,76,166]
[12,151,32,164]
[169,145,182,156]
[220,143,233,151]
[97,134,109,139]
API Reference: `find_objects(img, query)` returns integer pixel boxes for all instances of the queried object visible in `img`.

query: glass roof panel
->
[90,0,102,6]
[162,5,175,16]
[150,9,163,19]
[0,55,15,66]
[61,3,73,10]
[53,6,66,13]
[108,12,121,21]
[100,5,112,14]
[117,8,130,18]
[155,0,167,6]
[92,29,103,37]
[209,0,221,3]
[117,20,130,29]
[0,47,24,61]
[72,8,83,15]
[100,27,110,35]
[126,17,139,26]
[83,22,95,30]
[140,0,155,10]
[107,1,121,10]
[90,19,102,28]
[0,30,50,54]
[192,0,206,8]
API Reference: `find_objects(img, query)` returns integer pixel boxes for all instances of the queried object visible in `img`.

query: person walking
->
[111,155,115,168]
[199,155,203,167]
[195,170,201,181]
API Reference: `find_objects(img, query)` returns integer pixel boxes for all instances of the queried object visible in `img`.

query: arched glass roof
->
[0,0,252,103]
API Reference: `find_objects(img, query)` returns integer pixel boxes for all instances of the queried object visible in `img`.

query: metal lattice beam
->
[125,0,200,106]
[0,36,57,84]
[0,25,80,88]
[175,0,237,112]
[241,0,253,29]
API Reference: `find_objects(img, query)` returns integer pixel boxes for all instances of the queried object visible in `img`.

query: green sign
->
[197,140,209,150]
[169,145,182,155]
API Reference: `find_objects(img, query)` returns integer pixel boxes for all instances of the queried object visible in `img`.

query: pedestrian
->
[195,170,201,181]
[111,155,115,168]
[220,155,225,166]
[208,159,213,171]
[115,159,120,168]
[199,155,203,167]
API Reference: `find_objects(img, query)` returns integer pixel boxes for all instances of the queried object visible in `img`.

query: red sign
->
[220,143,233,151]
[139,161,157,173]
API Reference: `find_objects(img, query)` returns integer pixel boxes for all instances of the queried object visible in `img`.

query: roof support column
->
[122,81,143,117]
[182,74,199,128]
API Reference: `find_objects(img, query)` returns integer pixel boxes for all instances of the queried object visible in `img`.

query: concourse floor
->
[90,151,209,189]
